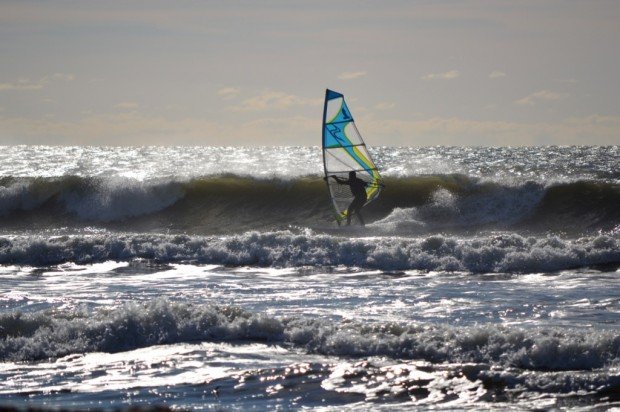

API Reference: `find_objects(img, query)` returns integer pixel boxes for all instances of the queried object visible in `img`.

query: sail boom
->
[323,168,378,174]
[326,119,354,125]
[324,143,367,149]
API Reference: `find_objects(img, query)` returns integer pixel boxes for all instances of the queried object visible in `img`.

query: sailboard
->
[322,89,384,224]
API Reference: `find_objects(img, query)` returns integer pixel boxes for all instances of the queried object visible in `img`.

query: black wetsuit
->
[348,177,367,210]
[333,175,367,226]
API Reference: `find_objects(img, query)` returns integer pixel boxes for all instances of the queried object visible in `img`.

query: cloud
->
[489,70,506,79]
[360,114,620,146]
[338,71,367,80]
[0,78,45,91]
[1,112,619,146]
[0,112,317,146]
[375,102,396,110]
[230,91,321,111]
[115,101,140,110]
[554,78,577,84]
[47,73,75,82]
[515,90,569,106]
[0,73,75,92]
[421,70,459,81]
[217,87,240,100]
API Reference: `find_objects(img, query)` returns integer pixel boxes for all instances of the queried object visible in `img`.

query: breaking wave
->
[1,299,618,371]
[0,175,618,234]
[0,231,618,273]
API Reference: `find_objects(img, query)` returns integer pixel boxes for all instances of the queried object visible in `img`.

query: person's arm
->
[330,175,349,184]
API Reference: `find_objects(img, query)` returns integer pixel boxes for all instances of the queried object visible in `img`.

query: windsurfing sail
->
[322,89,384,224]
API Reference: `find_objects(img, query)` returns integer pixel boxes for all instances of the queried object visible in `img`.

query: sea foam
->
[0,231,618,273]
[1,299,618,371]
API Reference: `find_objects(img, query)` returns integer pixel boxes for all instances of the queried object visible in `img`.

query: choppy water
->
[1,146,619,410]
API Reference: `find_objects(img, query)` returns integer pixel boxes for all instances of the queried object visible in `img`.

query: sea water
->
[0,146,618,410]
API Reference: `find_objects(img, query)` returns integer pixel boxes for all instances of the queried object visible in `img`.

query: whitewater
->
[0,145,619,410]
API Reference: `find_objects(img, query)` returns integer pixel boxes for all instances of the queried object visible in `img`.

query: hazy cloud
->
[338,71,367,80]
[217,87,241,100]
[375,102,396,110]
[1,112,619,146]
[48,73,75,82]
[554,78,577,84]
[421,70,460,81]
[0,78,45,91]
[115,102,140,110]
[0,112,316,146]
[361,114,620,146]
[515,90,569,106]
[0,73,75,92]
[231,91,321,111]
[489,70,506,79]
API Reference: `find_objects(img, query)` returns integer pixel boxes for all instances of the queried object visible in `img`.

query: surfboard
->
[321,89,384,224]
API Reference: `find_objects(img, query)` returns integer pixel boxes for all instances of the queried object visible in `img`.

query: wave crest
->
[1,299,618,371]
[0,175,618,233]
[0,231,618,273]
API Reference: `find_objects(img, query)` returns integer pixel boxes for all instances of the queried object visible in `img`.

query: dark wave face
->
[0,174,618,234]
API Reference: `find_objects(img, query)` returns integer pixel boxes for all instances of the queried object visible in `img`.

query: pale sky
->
[1,0,619,146]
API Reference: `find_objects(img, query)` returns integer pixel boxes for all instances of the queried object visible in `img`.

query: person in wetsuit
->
[327,171,368,226]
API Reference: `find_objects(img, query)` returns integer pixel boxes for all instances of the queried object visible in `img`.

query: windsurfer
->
[327,171,367,226]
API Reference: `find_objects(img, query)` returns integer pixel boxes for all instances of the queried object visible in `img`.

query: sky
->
[0,0,619,146]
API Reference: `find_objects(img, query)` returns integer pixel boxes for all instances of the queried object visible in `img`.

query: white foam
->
[372,183,546,232]
[1,299,618,372]
[0,231,618,273]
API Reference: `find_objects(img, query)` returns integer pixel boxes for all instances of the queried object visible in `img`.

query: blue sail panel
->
[325,89,343,100]
[324,121,353,148]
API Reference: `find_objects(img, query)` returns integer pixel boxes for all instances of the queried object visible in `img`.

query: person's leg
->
[356,207,365,226]
[346,204,353,225]
[349,197,365,226]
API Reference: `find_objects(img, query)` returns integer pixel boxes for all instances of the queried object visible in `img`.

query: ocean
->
[0,145,618,410]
